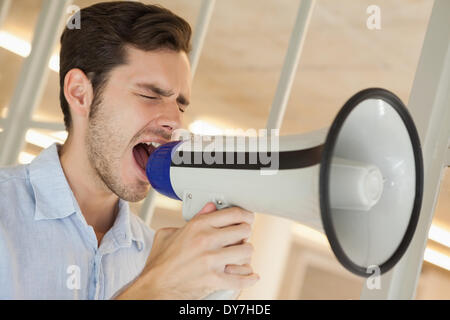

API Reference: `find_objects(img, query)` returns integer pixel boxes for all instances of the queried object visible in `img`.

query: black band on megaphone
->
[319,88,424,277]
[170,145,324,170]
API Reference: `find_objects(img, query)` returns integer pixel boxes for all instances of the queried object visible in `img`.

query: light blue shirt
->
[0,143,155,299]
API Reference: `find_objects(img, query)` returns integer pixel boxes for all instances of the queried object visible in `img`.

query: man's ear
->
[63,68,94,121]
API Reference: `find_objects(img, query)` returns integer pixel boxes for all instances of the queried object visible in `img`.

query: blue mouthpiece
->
[146,141,183,200]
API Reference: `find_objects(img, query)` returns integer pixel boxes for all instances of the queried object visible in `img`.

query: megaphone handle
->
[205,202,241,300]
[182,192,241,300]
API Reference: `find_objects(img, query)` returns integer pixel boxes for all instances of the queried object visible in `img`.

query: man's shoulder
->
[0,165,32,220]
[0,165,30,199]
[0,164,28,184]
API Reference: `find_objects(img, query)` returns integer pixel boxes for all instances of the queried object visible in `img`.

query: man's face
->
[85,47,191,202]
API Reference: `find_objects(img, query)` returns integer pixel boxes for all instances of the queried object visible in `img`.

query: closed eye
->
[138,94,186,113]
[139,94,158,100]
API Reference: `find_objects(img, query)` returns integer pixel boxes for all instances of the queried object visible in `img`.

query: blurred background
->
[0,0,448,299]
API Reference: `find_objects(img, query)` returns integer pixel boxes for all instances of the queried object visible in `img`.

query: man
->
[0,1,258,299]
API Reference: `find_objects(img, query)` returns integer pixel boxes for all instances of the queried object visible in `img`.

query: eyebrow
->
[135,83,190,106]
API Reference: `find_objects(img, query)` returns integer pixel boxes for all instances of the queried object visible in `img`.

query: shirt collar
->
[29,143,76,221]
[28,143,144,249]
[109,199,145,250]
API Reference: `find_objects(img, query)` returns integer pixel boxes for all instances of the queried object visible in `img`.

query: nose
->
[155,103,182,137]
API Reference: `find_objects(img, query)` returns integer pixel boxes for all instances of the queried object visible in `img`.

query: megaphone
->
[145,88,423,298]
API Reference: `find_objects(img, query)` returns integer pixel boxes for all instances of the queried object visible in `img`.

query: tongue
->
[133,144,149,170]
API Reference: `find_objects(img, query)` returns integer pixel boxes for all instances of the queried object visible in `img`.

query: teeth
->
[144,142,161,148]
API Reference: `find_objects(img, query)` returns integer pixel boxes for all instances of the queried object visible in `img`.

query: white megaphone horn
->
[145,88,424,299]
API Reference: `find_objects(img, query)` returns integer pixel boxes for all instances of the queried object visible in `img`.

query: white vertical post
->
[266,0,315,130]
[0,0,72,166]
[140,188,157,226]
[0,0,11,131]
[138,0,216,224]
[189,0,215,77]
[240,0,315,300]
[361,0,450,300]
[0,0,11,29]
[446,147,450,167]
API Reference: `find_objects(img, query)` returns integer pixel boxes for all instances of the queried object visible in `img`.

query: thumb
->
[196,202,217,216]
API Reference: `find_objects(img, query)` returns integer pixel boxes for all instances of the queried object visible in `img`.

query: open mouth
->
[132,142,162,172]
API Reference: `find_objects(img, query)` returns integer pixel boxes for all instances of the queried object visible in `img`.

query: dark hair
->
[59,1,192,130]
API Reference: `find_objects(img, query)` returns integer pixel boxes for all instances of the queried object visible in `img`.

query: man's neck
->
[58,135,119,235]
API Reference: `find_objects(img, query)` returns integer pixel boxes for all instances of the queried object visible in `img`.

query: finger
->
[201,207,254,228]
[224,264,253,275]
[212,223,252,248]
[214,242,254,266]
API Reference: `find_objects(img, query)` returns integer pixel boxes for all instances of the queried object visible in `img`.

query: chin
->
[107,173,149,202]
[119,183,150,203]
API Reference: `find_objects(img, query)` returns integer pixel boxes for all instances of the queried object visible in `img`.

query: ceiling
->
[0,0,448,232]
